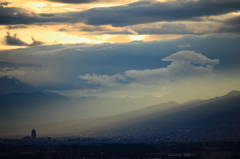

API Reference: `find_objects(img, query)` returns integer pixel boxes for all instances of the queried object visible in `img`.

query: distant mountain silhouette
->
[2,90,240,138]
[97,90,240,139]
[156,89,210,104]
[117,89,210,106]
[0,76,38,96]
[0,76,217,125]
[0,91,67,109]
[110,90,240,127]
[222,90,240,98]
[0,76,71,125]
[0,91,69,126]
[0,76,60,96]
[182,99,202,105]
[70,89,212,120]
[49,90,240,138]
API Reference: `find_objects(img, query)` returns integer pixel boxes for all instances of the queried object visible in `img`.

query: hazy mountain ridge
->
[46,90,240,137]
[1,76,240,138]
[98,90,240,137]
[0,77,72,125]
[0,91,67,106]
[0,101,181,136]
[1,90,240,138]
[0,76,39,96]
[70,89,213,119]
[0,76,61,97]
[0,91,69,126]
[0,77,212,123]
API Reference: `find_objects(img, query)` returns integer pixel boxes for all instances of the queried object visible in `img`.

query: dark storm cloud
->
[47,0,127,4]
[0,7,40,25]
[58,28,67,31]
[3,32,44,46]
[0,2,10,6]
[86,23,197,35]
[0,7,71,25]
[4,32,28,46]
[6,25,28,30]
[81,0,240,26]
[79,25,119,32]
[217,16,240,33]
[40,13,55,17]
[137,24,195,34]
[0,61,41,69]
[1,0,240,27]
[48,0,96,3]
[28,37,45,46]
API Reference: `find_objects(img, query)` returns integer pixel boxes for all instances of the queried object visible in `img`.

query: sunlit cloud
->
[77,50,238,98]
[129,35,146,41]
[0,0,240,99]
[0,35,240,97]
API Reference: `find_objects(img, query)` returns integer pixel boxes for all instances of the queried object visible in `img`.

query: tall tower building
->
[31,129,36,139]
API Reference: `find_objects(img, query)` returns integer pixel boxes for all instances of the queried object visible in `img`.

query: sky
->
[0,0,240,98]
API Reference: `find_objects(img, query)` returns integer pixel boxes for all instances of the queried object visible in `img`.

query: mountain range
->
[0,76,240,140]
[44,90,240,137]
[0,76,214,125]
[0,76,59,96]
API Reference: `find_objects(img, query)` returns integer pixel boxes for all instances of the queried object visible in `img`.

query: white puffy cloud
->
[163,51,219,65]
[79,74,127,88]
[178,44,192,48]
[78,51,221,97]
[82,50,219,84]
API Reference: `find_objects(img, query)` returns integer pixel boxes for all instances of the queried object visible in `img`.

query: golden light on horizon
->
[90,4,118,9]
[0,25,186,50]
[156,0,176,2]
[65,8,77,11]
[231,11,240,15]
[7,0,137,14]
[144,34,182,41]
[101,35,111,41]
[22,2,47,13]
[52,3,67,7]
[129,35,146,41]
[48,32,102,44]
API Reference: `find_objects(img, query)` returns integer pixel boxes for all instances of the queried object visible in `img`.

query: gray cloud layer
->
[81,0,240,26]
[217,16,240,33]
[1,0,240,30]
[0,35,239,92]
[0,2,10,6]
[0,7,71,25]
[3,32,44,46]
[6,25,28,30]
[79,51,219,86]
[48,0,96,3]
[47,0,129,4]
[0,61,41,69]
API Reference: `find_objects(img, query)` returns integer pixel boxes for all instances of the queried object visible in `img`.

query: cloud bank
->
[3,32,44,46]
[81,0,240,26]
[0,0,240,28]
[79,51,220,86]
[0,35,239,97]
